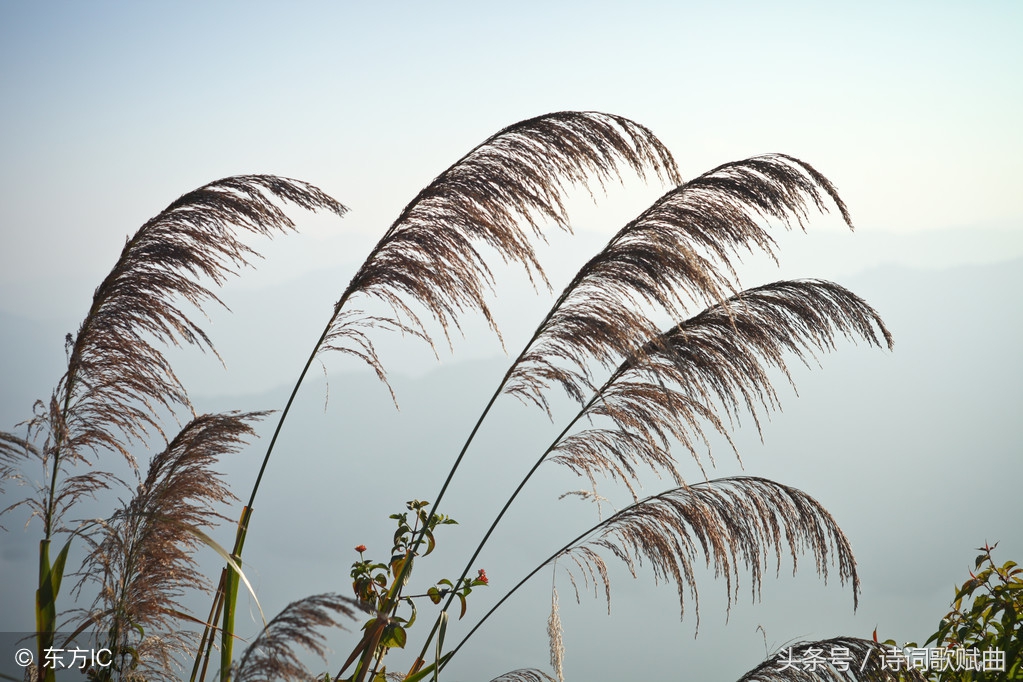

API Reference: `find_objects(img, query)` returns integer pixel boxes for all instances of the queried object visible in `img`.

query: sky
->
[1,2,1021,681]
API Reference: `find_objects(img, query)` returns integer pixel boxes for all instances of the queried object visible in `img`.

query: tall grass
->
[0,112,923,682]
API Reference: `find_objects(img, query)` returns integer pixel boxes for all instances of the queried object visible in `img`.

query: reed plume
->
[56,175,346,465]
[234,594,362,682]
[735,636,928,682]
[241,111,681,511]
[430,278,891,664]
[447,477,859,675]
[75,412,266,680]
[0,430,38,500]
[2,111,902,681]
[548,279,894,493]
[546,585,565,682]
[504,154,853,414]
[2,174,344,682]
[318,111,680,381]
[419,157,872,671]
[213,113,683,677]
[3,399,121,529]
[27,175,345,538]
[560,477,859,627]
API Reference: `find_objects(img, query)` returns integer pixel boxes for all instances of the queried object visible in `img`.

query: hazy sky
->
[2,1,1021,309]
[1,3,1021,681]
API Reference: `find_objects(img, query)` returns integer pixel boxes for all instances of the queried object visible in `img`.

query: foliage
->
[0,111,903,682]
[887,543,1022,681]
[927,543,1022,679]
[336,501,488,682]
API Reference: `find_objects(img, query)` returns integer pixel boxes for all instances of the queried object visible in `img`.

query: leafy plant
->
[1,111,907,681]
[886,543,1022,681]
[929,543,1022,678]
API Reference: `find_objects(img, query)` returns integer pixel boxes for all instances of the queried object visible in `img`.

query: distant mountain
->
[0,234,1020,681]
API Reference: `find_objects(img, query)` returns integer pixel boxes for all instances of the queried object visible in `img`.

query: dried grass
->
[557,477,859,634]
[549,279,893,493]
[59,176,345,462]
[75,412,267,679]
[234,594,363,682]
[11,176,345,540]
[505,154,854,414]
[319,111,680,377]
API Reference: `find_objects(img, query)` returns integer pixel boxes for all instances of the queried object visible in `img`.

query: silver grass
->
[234,594,362,682]
[61,175,345,459]
[557,477,859,633]
[318,111,680,378]
[504,154,854,414]
[546,586,564,682]
[75,412,266,680]
[548,279,893,493]
[21,175,345,538]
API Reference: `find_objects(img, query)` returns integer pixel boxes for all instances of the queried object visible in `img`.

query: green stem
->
[35,296,101,681]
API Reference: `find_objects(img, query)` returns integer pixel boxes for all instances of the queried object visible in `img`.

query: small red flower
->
[477,569,488,585]
[355,545,367,553]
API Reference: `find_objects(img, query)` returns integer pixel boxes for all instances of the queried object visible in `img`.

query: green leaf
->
[427,587,442,605]
[457,593,467,620]
[48,540,71,600]
[381,624,407,649]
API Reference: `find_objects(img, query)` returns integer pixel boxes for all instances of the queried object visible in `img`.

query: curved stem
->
[411,365,622,666]
[442,487,678,668]
[204,289,359,680]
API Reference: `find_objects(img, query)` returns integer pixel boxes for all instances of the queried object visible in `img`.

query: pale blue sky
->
[1,3,1021,680]
[2,1,1021,308]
